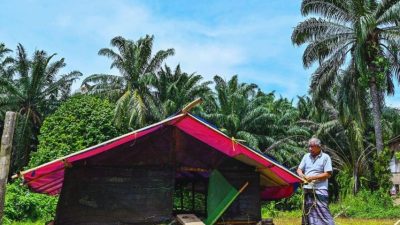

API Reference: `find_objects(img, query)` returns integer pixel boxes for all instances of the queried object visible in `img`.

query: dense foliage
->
[28,95,121,167]
[3,183,57,223]
[0,44,81,174]
[292,0,400,153]
[264,189,400,220]
[1,12,400,222]
[82,35,174,129]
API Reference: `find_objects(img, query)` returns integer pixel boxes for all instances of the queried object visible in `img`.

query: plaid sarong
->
[302,189,335,225]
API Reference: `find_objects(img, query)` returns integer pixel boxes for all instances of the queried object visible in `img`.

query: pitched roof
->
[15,113,302,199]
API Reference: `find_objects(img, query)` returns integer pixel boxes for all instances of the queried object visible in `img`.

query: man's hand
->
[306,172,331,182]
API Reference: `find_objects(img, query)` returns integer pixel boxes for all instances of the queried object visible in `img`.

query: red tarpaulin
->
[17,113,302,199]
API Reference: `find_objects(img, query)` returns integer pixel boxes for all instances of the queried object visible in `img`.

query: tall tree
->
[0,43,13,81]
[0,44,81,170]
[0,43,13,136]
[82,35,174,129]
[298,93,372,195]
[292,0,400,152]
[153,65,213,117]
[262,97,310,168]
[201,75,265,150]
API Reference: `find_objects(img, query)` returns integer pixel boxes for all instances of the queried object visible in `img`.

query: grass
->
[7,218,400,225]
[7,221,44,225]
[262,209,400,225]
[273,217,398,225]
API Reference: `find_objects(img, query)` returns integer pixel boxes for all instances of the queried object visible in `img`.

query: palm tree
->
[262,97,311,168]
[298,92,372,195]
[292,0,400,152]
[201,75,309,167]
[82,35,174,129]
[201,75,264,150]
[0,43,13,135]
[152,65,213,117]
[0,44,81,170]
[0,43,13,80]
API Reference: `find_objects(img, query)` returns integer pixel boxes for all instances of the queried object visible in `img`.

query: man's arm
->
[305,172,331,182]
[297,155,306,179]
[309,155,333,182]
[297,168,306,179]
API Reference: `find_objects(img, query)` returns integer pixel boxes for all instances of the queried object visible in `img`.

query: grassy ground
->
[8,222,44,225]
[273,217,398,225]
[7,218,400,225]
[267,210,400,225]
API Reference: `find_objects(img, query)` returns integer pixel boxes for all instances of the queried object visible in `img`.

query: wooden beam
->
[0,112,17,223]
[181,98,203,114]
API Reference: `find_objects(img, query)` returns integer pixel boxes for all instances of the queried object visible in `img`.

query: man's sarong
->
[302,189,335,225]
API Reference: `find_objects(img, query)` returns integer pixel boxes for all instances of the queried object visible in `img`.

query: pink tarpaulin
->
[261,185,296,200]
[19,113,302,198]
[21,119,174,195]
[175,115,301,184]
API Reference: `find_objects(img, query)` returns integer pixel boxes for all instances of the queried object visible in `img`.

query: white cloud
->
[3,1,310,98]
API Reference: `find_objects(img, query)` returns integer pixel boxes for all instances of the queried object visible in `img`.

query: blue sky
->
[1,0,400,106]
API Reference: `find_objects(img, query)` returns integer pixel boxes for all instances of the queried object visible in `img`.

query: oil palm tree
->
[202,75,289,152]
[201,75,262,149]
[292,0,400,152]
[0,43,13,80]
[82,35,174,129]
[298,74,376,195]
[262,97,311,168]
[0,44,81,170]
[0,43,13,134]
[298,94,371,195]
[152,65,213,117]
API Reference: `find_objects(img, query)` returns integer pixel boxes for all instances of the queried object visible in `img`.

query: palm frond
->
[301,0,352,22]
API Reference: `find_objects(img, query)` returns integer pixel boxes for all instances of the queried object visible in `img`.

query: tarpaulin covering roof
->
[16,113,302,199]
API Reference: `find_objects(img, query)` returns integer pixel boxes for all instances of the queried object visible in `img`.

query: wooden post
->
[0,112,17,224]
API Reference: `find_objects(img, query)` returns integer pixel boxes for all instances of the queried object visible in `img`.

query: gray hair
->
[309,137,321,146]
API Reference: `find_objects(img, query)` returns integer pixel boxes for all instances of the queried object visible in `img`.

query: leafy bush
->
[262,189,400,219]
[330,189,400,218]
[261,190,303,219]
[4,95,123,223]
[261,201,280,218]
[29,94,122,167]
[275,190,303,211]
[3,183,57,223]
[369,149,393,191]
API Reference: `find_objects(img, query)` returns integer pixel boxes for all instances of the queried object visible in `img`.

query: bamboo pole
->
[0,111,17,224]
[181,98,203,114]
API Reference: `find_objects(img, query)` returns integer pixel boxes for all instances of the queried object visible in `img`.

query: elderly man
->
[297,138,335,225]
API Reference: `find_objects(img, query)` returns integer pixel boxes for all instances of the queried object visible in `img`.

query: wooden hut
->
[15,113,301,225]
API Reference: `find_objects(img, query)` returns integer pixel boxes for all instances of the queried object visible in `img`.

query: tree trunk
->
[369,78,384,153]
[0,112,17,224]
[353,166,359,195]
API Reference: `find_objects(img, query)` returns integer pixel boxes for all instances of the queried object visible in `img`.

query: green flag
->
[204,170,248,225]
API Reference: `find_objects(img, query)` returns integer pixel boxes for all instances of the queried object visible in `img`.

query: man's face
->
[308,143,321,156]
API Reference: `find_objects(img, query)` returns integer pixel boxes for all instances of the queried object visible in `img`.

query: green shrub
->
[369,149,393,192]
[275,190,303,211]
[262,189,400,219]
[4,183,57,223]
[261,201,279,218]
[29,94,123,167]
[5,95,124,223]
[330,189,400,218]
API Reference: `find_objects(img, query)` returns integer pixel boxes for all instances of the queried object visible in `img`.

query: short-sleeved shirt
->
[298,152,332,190]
